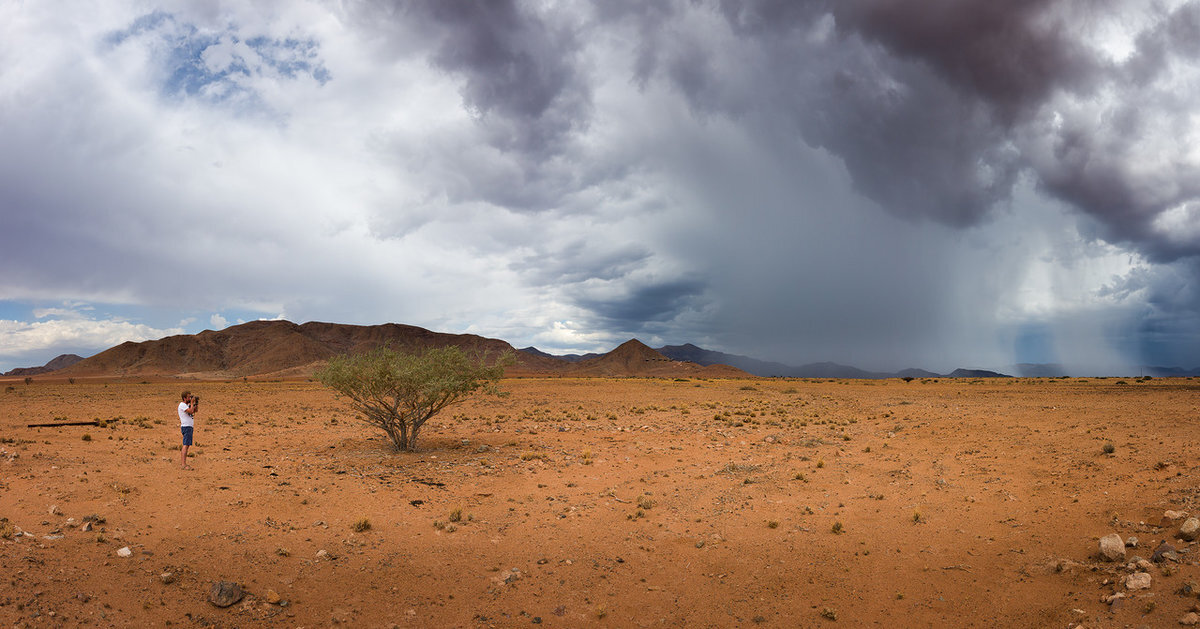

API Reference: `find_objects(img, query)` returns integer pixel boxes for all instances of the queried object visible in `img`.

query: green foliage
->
[316,345,511,451]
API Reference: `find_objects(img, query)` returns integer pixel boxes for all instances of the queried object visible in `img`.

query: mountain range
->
[5,319,1198,379]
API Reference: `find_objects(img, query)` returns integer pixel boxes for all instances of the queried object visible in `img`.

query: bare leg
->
[180,444,191,469]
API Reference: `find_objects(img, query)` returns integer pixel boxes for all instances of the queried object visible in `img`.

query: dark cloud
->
[572,277,709,334]
[510,241,651,286]
[347,0,594,215]
[616,1,1200,263]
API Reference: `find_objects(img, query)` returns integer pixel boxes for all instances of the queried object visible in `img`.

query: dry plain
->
[2,376,1199,627]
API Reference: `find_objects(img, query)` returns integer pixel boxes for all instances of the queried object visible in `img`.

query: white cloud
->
[210,313,229,329]
[0,317,183,368]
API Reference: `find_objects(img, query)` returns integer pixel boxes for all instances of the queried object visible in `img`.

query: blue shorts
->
[181,426,194,446]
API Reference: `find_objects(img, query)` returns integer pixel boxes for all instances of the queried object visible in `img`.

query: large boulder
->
[1180,517,1200,542]
[1098,533,1126,562]
[208,581,244,608]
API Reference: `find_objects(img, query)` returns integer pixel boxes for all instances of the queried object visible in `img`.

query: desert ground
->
[2,376,1199,628]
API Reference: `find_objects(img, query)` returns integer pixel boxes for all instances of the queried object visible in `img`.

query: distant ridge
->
[2,354,84,376]
[47,321,739,380]
[56,320,556,379]
[651,345,1010,378]
[945,368,1011,378]
[567,340,746,378]
[517,347,595,362]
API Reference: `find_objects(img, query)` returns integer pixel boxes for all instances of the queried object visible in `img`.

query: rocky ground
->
[1,376,1199,627]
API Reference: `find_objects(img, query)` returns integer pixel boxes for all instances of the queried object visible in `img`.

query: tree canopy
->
[316,345,510,451]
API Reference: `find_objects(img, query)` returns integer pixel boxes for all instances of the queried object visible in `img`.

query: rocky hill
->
[51,320,742,380]
[56,320,560,379]
[565,340,745,378]
[2,354,84,376]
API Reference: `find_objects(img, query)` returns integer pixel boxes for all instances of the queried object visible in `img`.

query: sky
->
[2,0,1200,375]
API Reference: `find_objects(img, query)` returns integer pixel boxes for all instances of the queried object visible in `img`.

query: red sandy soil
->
[2,377,1199,627]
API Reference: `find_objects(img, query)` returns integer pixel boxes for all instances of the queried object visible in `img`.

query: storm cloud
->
[1,1,1198,373]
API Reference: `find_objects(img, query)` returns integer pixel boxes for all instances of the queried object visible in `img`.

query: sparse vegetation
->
[352,518,372,532]
[831,521,843,534]
[1102,442,1115,455]
[315,345,511,451]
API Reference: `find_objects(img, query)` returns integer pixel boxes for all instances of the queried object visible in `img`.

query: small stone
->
[81,522,92,532]
[1137,559,1154,572]
[1099,533,1126,562]
[1181,518,1200,542]
[159,572,175,585]
[49,505,61,516]
[1126,536,1139,548]
[116,547,132,558]
[1154,542,1181,563]
[1165,510,1189,521]
[315,549,330,560]
[1104,592,1126,604]
[265,589,282,605]
[208,581,244,608]
[1181,612,1199,626]
[1125,572,1152,590]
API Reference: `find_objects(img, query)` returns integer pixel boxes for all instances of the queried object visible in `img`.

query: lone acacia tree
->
[316,345,511,451]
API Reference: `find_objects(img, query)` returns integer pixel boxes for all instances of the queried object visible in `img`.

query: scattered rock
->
[265,589,282,605]
[159,572,175,585]
[315,549,332,560]
[81,521,93,532]
[763,434,780,444]
[116,547,132,558]
[1126,536,1139,548]
[1165,510,1189,522]
[208,581,244,608]
[1099,533,1126,562]
[82,514,106,524]
[1182,612,1199,626]
[1154,542,1181,563]
[1103,592,1126,604]
[49,505,61,516]
[1125,572,1152,590]
[1181,518,1200,542]
[1136,559,1154,572]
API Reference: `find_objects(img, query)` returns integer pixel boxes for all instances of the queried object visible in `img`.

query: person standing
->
[178,391,198,470]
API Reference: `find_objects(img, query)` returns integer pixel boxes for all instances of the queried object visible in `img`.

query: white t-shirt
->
[178,401,194,428]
